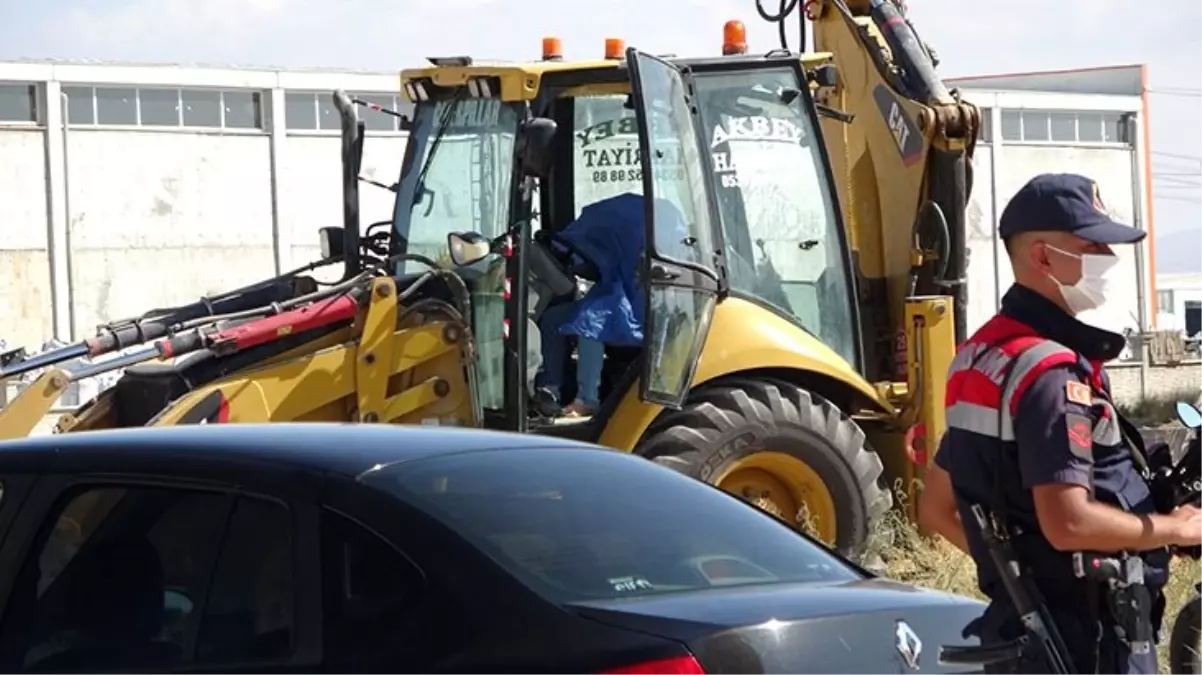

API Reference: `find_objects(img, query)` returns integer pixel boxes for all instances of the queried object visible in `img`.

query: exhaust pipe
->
[333,90,365,280]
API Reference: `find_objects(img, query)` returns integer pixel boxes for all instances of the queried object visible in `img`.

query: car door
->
[626,47,724,409]
[316,477,488,673]
[0,470,319,674]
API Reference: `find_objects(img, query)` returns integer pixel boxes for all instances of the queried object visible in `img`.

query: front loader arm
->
[791,0,978,515]
[808,0,979,360]
[143,278,479,428]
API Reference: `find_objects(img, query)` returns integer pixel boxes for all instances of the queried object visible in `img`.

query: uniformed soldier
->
[918,172,1202,674]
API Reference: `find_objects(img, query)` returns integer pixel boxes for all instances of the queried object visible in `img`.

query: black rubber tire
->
[635,378,892,560]
[1170,591,1201,675]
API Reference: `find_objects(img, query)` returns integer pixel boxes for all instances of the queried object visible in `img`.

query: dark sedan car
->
[0,424,984,673]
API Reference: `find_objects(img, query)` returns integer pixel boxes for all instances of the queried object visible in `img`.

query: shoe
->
[561,400,599,419]
[532,386,563,418]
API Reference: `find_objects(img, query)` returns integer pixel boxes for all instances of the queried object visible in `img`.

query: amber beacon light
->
[604,38,625,60]
[722,20,748,55]
[542,36,563,61]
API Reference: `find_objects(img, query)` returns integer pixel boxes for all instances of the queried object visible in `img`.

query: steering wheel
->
[535,230,599,282]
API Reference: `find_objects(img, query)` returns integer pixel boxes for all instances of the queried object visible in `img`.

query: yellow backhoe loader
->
[0,0,979,560]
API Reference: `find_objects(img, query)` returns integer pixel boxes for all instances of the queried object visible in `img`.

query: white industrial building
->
[948,65,1158,344]
[0,59,412,354]
[0,60,1159,362]
[1156,272,1202,337]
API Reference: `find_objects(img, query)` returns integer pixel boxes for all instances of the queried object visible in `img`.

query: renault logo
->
[895,619,922,670]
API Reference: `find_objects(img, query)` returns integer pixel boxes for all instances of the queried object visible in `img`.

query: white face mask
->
[1046,245,1119,314]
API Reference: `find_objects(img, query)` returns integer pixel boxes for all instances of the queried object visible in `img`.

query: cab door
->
[627,48,723,409]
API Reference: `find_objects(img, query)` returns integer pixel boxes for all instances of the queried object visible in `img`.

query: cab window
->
[0,485,293,673]
[573,94,644,211]
[692,67,858,367]
[571,93,704,266]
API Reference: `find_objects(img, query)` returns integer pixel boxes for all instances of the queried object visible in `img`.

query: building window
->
[96,87,138,125]
[182,89,222,127]
[284,92,318,130]
[997,108,1130,145]
[1000,110,1022,141]
[223,91,262,129]
[63,86,95,124]
[316,92,341,131]
[0,83,37,123]
[1048,111,1077,142]
[1077,112,1104,142]
[1103,113,1126,143]
[1020,111,1049,141]
[1158,290,1175,314]
[976,107,992,142]
[140,88,182,126]
[64,86,264,130]
[284,91,412,132]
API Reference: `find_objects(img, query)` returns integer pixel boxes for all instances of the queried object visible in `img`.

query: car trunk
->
[566,577,988,673]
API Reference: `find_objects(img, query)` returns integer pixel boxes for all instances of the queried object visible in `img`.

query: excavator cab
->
[393,47,861,439]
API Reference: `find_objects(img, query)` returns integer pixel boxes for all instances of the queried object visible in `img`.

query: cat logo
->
[871,85,922,167]
[1091,182,1106,213]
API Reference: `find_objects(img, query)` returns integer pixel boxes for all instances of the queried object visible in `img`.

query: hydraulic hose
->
[755,0,806,52]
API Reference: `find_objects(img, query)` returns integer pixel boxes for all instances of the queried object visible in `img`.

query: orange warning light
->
[722,20,748,55]
[542,36,563,61]
[604,38,625,60]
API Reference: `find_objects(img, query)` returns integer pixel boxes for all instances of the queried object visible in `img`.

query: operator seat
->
[527,231,582,319]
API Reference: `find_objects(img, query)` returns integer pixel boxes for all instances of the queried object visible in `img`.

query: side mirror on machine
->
[1176,400,1202,429]
[319,227,346,260]
[447,232,494,267]
[517,117,558,177]
[811,64,839,88]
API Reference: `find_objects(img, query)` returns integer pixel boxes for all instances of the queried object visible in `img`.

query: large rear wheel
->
[1171,589,1201,675]
[635,379,891,560]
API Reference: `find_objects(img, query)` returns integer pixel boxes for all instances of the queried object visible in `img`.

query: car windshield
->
[365,447,861,602]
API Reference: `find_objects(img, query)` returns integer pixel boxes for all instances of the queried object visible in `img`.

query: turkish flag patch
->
[1066,380,1092,406]
[1065,412,1093,459]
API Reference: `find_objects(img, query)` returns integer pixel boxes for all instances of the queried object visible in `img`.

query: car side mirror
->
[447,231,493,267]
[517,117,558,178]
[1176,401,1202,429]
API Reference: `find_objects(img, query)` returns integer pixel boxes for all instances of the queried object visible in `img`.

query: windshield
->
[693,67,859,368]
[367,446,860,602]
[392,97,521,410]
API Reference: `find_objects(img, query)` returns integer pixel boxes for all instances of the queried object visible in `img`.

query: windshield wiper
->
[413,87,470,210]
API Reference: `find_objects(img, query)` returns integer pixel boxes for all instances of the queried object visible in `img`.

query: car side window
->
[320,509,424,668]
[0,484,293,673]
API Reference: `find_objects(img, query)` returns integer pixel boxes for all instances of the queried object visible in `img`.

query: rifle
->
[938,504,1078,673]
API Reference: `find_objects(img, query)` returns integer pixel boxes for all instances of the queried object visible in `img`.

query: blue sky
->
[1,0,1198,263]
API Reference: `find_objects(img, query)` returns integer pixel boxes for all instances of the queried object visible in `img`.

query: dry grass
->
[1116,387,1202,427]
[853,480,1201,674]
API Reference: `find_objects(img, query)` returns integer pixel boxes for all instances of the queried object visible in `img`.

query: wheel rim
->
[715,451,839,546]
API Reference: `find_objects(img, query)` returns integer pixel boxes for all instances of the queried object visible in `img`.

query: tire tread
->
[638,378,892,558]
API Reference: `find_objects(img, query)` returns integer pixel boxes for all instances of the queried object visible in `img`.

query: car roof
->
[0,424,604,478]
